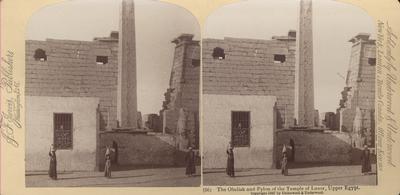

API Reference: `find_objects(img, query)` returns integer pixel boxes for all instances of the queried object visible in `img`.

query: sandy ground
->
[203,164,377,186]
[26,166,200,187]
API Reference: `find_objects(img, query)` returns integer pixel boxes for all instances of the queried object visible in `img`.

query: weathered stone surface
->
[202,33,296,128]
[297,0,315,127]
[99,132,177,168]
[26,37,119,130]
[117,0,138,129]
[337,34,376,147]
[276,130,353,163]
[161,34,200,149]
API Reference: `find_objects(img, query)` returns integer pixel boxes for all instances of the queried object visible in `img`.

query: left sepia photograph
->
[25,0,200,187]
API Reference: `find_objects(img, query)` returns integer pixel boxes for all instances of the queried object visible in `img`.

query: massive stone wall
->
[161,34,200,149]
[99,132,176,169]
[26,37,118,130]
[338,34,376,147]
[275,130,353,164]
[202,32,296,128]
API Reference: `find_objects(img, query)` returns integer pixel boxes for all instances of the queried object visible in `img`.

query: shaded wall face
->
[357,43,375,109]
[203,94,276,169]
[181,43,200,112]
[25,96,99,171]
[181,43,200,148]
[26,40,118,130]
[202,38,295,128]
[99,133,176,168]
[276,131,352,163]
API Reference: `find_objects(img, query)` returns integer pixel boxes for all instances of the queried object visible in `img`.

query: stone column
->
[296,0,315,127]
[117,0,137,129]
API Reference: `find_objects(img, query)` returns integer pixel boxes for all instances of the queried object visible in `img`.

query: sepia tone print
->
[25,0,200,187]
[202,0,377,186]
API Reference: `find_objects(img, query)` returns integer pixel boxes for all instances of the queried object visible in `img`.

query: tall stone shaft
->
[297,0,315,127]
[117,0,137,128]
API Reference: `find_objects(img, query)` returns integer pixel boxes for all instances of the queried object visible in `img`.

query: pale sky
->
[204,0,375,114]
[27,0,375,114]
[26,0,200,115]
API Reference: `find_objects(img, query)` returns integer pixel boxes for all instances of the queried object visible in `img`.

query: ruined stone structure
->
[143,113,161,131]
[161,34,200,150]
[296,0,315,127]
[313,109,319,127]
[321,112,338,130]
[202,32,296,168]
[337,33,376,147]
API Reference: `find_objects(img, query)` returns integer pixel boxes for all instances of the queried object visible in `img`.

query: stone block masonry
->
[337,33,376,147]
[26,36,119,130]
[161,34,200,149]
[99,132,176,169]
[202,32,296,129]
[276,129,353,164]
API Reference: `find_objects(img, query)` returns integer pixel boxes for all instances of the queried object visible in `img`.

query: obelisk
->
[296,0,315,127]
[117,0,137,129]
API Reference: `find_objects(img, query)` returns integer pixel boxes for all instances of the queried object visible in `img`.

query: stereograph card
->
[0,0,399,195]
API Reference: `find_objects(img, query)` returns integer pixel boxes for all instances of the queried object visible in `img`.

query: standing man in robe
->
[226,142,235,177]
[361,145,371,175]
[281,150,288,176]
[48,144,57,180]
[185,146,196,177]
[104,145,115,178]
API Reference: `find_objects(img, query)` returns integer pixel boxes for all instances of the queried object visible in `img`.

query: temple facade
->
[337,33,376,147]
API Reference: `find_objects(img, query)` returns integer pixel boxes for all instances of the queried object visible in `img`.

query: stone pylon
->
[296,0,315,127]
[117,0,138,129]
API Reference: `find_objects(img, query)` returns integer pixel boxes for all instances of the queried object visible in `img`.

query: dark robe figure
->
[104,146,114,178]
[48,145,57,180]
[361,145,371,175]
[185,147,196,176]
[289,139,295,162]
[104,155,111,178]
[226,146,235,177]
[281,152,288,176]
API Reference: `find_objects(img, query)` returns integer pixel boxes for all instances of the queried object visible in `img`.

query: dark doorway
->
[112,141,119,164]
[289,139,295,162]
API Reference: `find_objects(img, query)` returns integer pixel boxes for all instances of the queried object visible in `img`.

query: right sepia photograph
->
[202,0,377,186]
